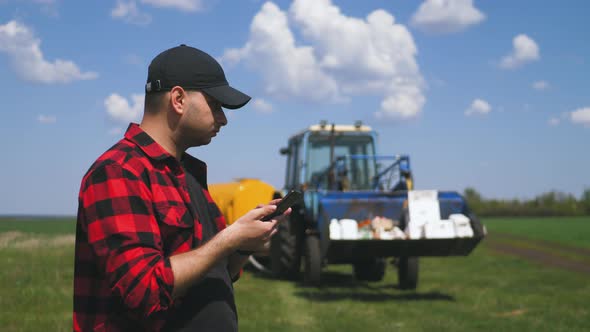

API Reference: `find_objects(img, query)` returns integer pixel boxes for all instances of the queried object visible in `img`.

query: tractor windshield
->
[307,133,377,190]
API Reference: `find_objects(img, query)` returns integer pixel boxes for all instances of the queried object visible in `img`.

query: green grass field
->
[1,217,589,331]
[0,218,75,331]
[483,216,590,249]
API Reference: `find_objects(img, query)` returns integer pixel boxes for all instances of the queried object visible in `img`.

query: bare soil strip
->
[484,232,590,275]
[487,232,590,257]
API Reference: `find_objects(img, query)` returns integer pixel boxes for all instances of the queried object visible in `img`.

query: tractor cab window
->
[285,138,301,190]
[307,134,376,190]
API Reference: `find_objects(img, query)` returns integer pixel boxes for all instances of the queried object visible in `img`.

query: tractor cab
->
[282,122,412,193]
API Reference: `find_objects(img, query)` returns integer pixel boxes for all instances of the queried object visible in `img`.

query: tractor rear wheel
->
[303,235,321,286]
[398,256,419,290]
[270,215,301,279]
[353,258,386,282]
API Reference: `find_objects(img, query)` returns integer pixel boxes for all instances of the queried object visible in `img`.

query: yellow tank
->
[208,178,278,225]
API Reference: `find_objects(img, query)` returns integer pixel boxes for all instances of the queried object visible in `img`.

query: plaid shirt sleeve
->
[79,162,175,328]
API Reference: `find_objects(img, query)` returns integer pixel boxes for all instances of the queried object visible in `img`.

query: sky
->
[0,0,588,216]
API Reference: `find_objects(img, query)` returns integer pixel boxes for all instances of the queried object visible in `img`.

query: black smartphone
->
[261,190,303,221]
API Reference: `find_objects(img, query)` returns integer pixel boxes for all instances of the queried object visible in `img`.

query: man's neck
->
[139,121,184,160]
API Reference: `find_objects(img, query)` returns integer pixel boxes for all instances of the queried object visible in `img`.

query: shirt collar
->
[124,123,209,186]
[124,123,174,162]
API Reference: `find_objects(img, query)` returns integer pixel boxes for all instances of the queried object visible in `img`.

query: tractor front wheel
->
[397,256,419,290]
[270,215,302,279]
[303,235,321,286]
[468,213,486,238]
[353,258,386,281]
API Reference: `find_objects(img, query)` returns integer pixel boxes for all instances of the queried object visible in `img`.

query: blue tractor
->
[269,122,486,289]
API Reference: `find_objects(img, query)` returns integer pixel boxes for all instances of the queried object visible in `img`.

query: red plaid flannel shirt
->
[73,123,228,331]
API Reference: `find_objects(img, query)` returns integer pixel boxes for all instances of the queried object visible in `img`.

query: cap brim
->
[202,85,251,110]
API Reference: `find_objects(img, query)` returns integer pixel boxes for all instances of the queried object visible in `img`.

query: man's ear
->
[170,86,186,115]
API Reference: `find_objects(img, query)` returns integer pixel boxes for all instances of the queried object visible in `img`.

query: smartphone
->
[261,190,303,221]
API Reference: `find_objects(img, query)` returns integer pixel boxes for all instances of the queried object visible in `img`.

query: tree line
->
[463,188,590,217]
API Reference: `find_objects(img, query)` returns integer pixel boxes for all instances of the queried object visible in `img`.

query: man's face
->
[180,90,227,147]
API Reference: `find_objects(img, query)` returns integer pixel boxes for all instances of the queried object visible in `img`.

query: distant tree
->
[463,187,483,214]
[462,188,588,217]
[581,188,590,215]
[463,187,482,202]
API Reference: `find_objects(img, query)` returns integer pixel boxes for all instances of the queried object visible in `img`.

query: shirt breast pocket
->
[154,202,194,254]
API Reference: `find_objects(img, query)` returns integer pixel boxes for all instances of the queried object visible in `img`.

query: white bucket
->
[339,219,358,240]
[450,213,474,238]
[329,218,341,240]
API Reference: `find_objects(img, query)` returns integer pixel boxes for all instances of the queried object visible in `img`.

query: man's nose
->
[215,109,228,127]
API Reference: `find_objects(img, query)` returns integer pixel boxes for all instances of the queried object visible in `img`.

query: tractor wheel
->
[270,215,301,279]
[303,235,321,286]
[353,258,386,282]
[467,213,486,238]
[398,256,419,290]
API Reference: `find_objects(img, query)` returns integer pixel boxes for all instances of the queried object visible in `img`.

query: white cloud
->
[111,0,152,25]
[465,98,491,116]
[251,98,274,113]
[377,83,425,120]
[222,2,341,102]
[410,0,485,34]
[104,93,144,123]
[141,0,203,12]
[532,80,549,91]
[570,107,590,127]
[500,34,540,69]
[224,0,425,121]
[37,114,56,124]
[110,0,203,25]
[0,20,98,83]
[548,117,560,126]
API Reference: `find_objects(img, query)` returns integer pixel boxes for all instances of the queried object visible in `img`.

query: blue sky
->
[0,0,588,215]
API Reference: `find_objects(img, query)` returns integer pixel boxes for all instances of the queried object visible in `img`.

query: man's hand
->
[228,200,292,254]
[170,202,290,297]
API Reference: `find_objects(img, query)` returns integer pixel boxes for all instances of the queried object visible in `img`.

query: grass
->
[483,216,590,249]
[0,217,76,234]
[1,216,589,331]
[236,249,590,332]
[0,217,76,331]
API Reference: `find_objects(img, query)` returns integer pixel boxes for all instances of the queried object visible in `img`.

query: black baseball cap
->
[145,44,251,109]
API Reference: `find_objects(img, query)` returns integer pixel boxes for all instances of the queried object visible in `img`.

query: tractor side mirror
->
[280,147,291,155]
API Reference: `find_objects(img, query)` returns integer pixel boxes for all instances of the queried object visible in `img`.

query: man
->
[73,44,285,331]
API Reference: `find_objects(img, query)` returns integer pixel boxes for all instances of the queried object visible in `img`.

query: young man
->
[73,44,285,331]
